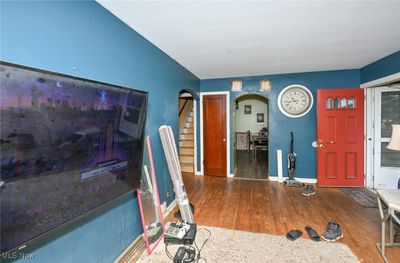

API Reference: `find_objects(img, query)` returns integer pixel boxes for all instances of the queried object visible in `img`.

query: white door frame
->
[365,87,374,188]
[193,99,197,176]
[364,71,400,188]
[366,86,400,189]
[199,91,231,177]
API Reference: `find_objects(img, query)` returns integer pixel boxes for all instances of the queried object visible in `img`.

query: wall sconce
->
[259,80,271,91]
[231,80,242,92]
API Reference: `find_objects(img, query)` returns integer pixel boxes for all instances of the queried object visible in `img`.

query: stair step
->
[179,140,194,147]
[184,122,193,128]
[186,116,193,123]
[179,147,193,155]
[180,134,194,140]
[181,163,194,173]
[183,127,194,134]
[180,155,194,163]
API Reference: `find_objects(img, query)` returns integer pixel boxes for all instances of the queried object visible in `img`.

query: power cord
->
[193,228,211,263]
[165,244,174,260]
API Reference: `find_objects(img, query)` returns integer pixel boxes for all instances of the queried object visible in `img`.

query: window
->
[328,97,356,110]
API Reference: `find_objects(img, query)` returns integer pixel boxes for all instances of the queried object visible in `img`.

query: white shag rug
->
[138,226,360,263]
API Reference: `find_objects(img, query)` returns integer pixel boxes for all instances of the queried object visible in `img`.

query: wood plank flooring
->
[234,150,268,179]
[171,173,400,262]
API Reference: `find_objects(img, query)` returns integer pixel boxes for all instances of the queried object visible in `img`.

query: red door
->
[317,88,364,187]
[203,94,226,177]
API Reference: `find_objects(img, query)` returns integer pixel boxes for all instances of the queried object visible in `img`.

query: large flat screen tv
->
[0,62,148,253]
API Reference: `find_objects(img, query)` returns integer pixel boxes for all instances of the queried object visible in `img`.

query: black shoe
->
[302,185,315,196]
[286,229,303,241]
[322,222,343,242]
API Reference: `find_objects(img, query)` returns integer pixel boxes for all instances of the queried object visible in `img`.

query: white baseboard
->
[195,170,203,176]
[228,173,234,178]
[269,176,317,184]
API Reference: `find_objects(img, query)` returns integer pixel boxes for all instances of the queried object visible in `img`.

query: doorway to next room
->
[178,92,195,173]
[233,94,269,180]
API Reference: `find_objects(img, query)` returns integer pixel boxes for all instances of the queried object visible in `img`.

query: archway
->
[178,89,198,174]
[233,93,269,179]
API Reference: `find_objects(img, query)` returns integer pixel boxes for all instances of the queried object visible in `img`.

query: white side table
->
[376,189,400,263]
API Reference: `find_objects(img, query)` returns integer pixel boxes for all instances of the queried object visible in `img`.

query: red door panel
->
[203,95,227,177]
[317,88,364,187]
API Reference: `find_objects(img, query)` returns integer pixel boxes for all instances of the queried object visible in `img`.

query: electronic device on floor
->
[173,247,196,263]
[164,221,197,245]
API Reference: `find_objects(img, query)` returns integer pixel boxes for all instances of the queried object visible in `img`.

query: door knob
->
[223,138,226,142]
[316,139,325,149]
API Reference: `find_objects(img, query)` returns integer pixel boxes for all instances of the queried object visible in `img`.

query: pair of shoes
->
[302,185,315,196]
[321,222,343,242]
[286,226,321,242]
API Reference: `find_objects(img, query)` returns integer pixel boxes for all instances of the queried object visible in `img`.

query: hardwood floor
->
[172,173,400,262]
[234,150,268,179]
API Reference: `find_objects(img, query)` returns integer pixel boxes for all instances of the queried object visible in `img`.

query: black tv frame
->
[0,61,148,256]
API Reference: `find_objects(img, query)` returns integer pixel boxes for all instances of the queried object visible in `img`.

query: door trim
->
[365,87,374,188]
[199,91,230,177]
[365,86,400,188]
[364,73,400,188]
[193,99,198,176]
[360,72,400,88]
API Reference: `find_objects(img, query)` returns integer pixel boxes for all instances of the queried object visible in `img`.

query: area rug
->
[341,187,378,208]
[138,226,359,263]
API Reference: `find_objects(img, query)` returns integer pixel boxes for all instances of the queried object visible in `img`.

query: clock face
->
[277,85,313,118]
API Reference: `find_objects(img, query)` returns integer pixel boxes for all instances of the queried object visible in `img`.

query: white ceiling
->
[98,1,400,79]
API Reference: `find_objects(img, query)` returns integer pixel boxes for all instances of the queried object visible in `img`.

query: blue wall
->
[361,50,400,84]
[1,1,199,262]
[200,70,360,179]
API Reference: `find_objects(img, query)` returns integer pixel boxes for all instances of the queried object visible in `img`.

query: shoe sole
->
[321,233,343,242]
[302,192,316,197]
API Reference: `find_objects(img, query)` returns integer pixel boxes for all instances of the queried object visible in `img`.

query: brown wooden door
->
[317,88,364,186]
[203,94,227,176]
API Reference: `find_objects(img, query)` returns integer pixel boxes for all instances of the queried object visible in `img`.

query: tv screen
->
[0,62,148,253]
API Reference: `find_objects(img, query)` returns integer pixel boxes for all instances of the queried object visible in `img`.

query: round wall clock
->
[277,84,313,118]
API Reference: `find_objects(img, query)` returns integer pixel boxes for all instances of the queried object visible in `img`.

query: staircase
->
[179,110,194,173]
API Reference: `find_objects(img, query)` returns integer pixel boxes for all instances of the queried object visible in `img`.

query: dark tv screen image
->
[0,62,148,253]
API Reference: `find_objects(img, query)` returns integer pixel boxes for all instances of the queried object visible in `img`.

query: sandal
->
[305,226,320,242]
[286,229,302,241]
